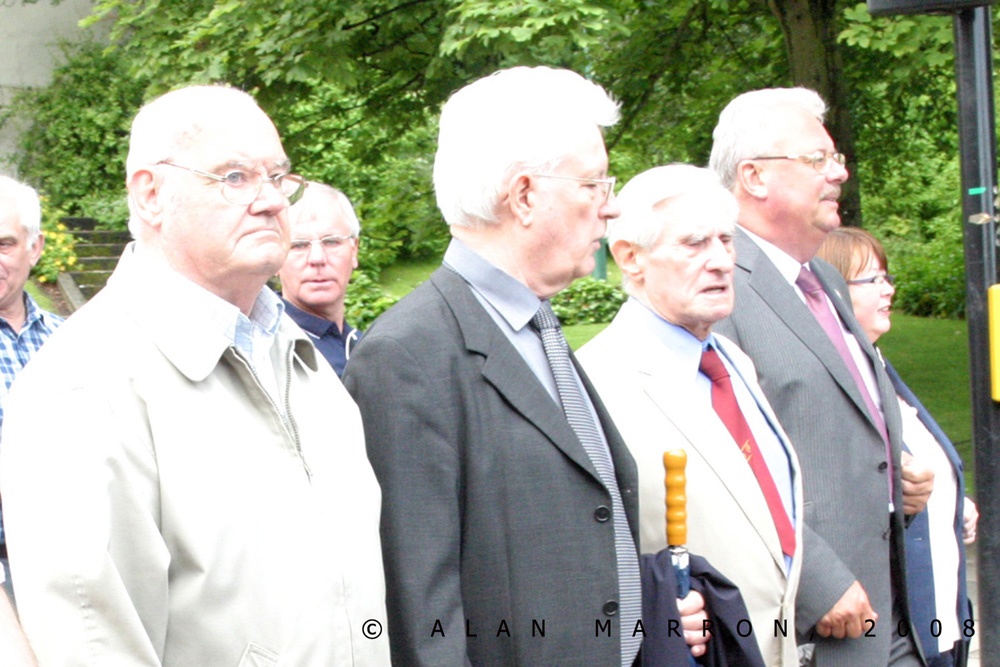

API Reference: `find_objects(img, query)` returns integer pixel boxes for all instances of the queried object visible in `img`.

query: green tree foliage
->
[2,0,983,317]
[552,277,627,325]
[840,4,967,316]
[1,41,143,227]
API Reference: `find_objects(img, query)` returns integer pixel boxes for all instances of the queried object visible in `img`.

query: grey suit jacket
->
[343,266,641,667]
[714,231,912,666]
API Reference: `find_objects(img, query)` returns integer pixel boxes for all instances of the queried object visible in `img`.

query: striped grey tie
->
[531,300,642,666]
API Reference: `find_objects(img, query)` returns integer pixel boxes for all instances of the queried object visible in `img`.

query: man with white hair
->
[578,164,803,666]
[0,85,390,666]
[0,176,63,597]
[343,67,707,666]
[278,182,362,376]
[711,87,926,666]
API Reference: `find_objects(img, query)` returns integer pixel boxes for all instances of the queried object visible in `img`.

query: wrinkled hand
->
[816,580,877,639]
[677,590,710,658]
[964,497,979,545]
[901,451,933,516]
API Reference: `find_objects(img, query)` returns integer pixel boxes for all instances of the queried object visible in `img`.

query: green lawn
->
[25,280,56,312]
[877,314,973,483]
[378,258,442,299]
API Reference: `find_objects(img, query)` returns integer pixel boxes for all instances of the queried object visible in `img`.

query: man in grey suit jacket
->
[343,67,707,666]
[710,88,932,666]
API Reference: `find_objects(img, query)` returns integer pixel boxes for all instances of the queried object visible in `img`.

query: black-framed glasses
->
[751,151,847,174]
[288,235,355,256]
[848,273,895,287]
[157,161,307,206]
[533,173,617,203]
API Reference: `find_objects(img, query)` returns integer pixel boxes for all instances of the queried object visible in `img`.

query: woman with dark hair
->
[817,227,977,667]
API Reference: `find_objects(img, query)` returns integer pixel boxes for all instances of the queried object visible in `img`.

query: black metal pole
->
[954,7,1000,664]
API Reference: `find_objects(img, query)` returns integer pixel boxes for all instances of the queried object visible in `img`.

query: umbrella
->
[639,450,767,667]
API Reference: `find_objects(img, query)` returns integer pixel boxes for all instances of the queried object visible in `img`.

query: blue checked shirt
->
[0,292,64,546]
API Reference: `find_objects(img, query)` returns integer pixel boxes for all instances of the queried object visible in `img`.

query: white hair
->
[433,66,620,229]
[289,182,361,237]
[610,164,738,293]
[0,176,42,242]
[708,87,828,190]
[124,85,264,238]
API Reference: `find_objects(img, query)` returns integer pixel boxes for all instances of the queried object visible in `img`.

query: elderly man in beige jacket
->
[0,85,390,666]
[579,165,803,666]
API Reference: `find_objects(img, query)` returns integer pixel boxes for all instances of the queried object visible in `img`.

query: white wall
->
[0,0,104,176]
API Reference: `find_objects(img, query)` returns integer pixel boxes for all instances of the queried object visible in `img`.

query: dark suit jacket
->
[343,266,641,667]
[714,231,914,667]
[884,359,972,663]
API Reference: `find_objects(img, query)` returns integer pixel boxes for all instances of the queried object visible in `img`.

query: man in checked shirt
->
[0,176,63,603]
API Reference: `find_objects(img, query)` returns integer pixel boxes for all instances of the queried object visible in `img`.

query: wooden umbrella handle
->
[663,450,687,547]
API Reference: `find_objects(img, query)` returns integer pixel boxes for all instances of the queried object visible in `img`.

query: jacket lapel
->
[735,234,877,431]
[811,258,902,446]
[623,330,788,571]
[430,269,605,486]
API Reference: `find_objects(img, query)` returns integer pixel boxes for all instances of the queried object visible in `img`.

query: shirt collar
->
[443,237,540,332]
[112,244,306,382]
[738,225,807,287]
[1,292,62,333]
[233,287,285,361]
[619,298,704,380]
[21,292,62,329]
[281,298,342,338]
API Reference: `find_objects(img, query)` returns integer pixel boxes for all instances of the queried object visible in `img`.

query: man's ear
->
[508,172,535,227]
[26,232,44,268]
[736,160,767,200]
[610,239,644,288]
[127,168,164,229]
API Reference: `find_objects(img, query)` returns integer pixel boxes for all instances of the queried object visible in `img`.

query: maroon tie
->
[700,347,796,558]
[796,266,895,506]
[795,266,889,446]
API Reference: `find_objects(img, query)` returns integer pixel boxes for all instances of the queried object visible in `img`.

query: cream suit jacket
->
[578,302,803,667]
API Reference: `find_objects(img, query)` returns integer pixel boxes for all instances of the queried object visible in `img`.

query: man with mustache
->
[711,87,930,666]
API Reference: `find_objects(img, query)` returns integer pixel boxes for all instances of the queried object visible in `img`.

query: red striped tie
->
[700,347,796,558]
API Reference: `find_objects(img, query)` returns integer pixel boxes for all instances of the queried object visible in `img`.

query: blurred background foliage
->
[0,0,989,318]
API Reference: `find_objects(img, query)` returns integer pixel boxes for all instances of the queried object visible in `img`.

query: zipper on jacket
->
[231,346,312,480]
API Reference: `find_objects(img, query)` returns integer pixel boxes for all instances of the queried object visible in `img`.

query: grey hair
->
[433,66,620,229]
[709,87,828,190]
[609,164,738,293]
[288,182,361,238]
[0,176,42,242]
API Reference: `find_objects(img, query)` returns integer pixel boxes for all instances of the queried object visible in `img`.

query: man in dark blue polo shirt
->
[278,182,361,376]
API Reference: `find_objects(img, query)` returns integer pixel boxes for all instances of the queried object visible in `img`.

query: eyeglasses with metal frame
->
[287,235,356,256]
[532,173,617,203]
[750,150,847,173]
[157,161,307,206]
[847,273,895,287]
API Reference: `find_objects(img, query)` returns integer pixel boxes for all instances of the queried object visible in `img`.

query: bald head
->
[123,85,293,313]
[125,86,281,239]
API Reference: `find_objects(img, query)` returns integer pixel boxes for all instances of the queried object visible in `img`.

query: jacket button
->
[878,461,888,472]
[603,600,619,616]
[594,506,611,522]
